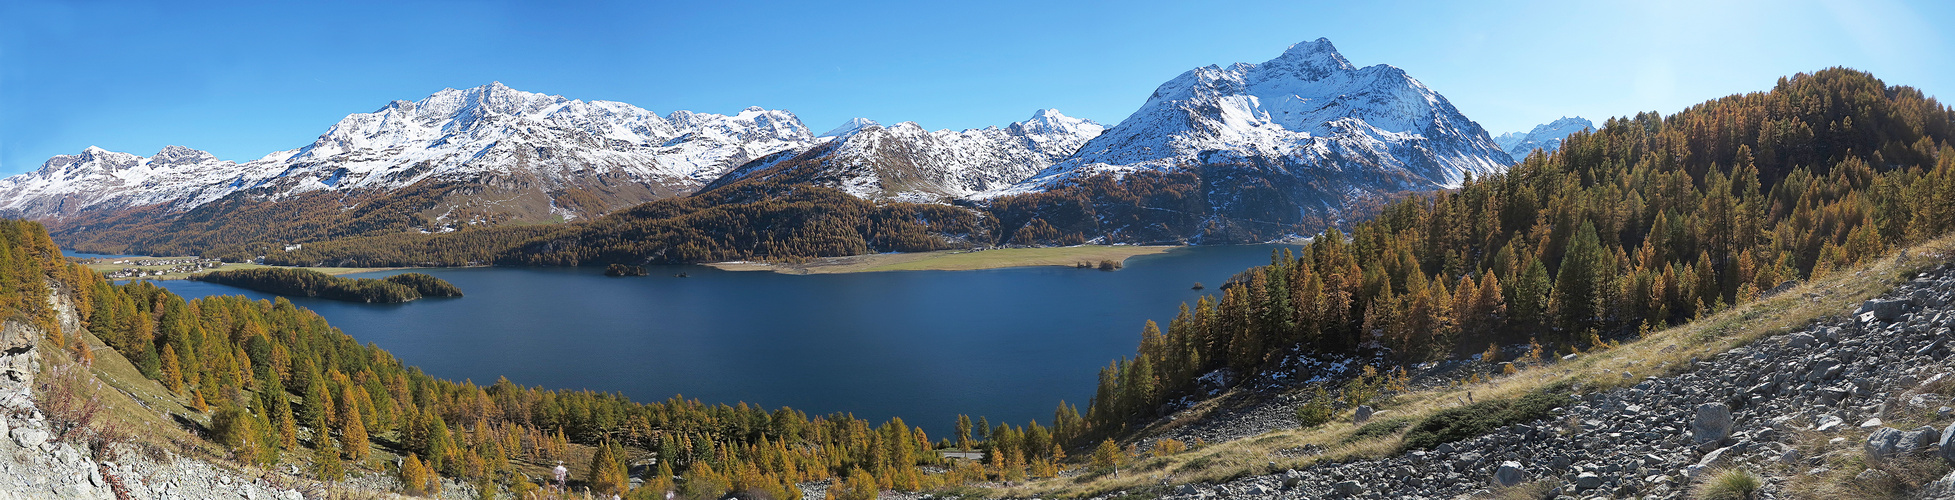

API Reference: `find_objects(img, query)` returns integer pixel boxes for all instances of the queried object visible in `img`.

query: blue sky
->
[2,0,1949,173]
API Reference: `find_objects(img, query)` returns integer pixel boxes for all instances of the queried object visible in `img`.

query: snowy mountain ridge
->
[1494,116,1594,162]
[709,110,1105,202]
[1,38,1522,247]
[0,82,815,221]
[988,37,1512,199]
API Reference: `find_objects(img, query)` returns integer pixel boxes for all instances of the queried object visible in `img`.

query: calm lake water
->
[149,245,1297,434]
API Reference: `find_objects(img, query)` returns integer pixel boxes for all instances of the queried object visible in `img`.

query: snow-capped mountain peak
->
[1011,109,1101,138]
[988,37,1512,214]
[1494,116,1593,162]
[1258,37,1357,80]
[820,118,883,139]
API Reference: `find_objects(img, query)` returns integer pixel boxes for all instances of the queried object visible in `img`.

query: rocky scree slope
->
[1092,261,1955,499]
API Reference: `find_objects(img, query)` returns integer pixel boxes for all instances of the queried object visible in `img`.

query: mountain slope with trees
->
[0,218,1087,498]
[1074,67,1955,435]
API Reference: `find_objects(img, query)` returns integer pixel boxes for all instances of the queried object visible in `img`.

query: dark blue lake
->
[149,245,1296,434]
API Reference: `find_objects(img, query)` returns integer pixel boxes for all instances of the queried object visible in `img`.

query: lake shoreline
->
[704,245,1180,275]
[80,256,410,281]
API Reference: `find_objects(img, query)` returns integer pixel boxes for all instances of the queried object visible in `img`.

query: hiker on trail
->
[553,461,568,490]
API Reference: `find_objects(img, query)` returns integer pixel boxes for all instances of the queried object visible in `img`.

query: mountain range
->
[2,38,1557,256]
[1493,116,1594,162]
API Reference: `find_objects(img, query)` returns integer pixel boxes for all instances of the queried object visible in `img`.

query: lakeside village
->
[95,257,224,279]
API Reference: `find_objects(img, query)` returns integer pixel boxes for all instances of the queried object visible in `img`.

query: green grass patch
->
[1345,417,1414,443]
[1402,392,1571,450]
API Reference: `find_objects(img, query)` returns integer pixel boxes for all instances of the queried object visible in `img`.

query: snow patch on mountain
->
[1494,116,1593,162]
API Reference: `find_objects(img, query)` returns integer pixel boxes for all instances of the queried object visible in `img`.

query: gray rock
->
[1941,423,1955,464]
[1353,405,1374,424]
[1922,469,1955,500]
[1698,446,1734,467]
[9,426,46,447]
[1808,358,1844,381]
[1176,484,1199,495]
[1867,427,1906,460]
[1820,385,1852,403]
[1902,426,1940,453]
[1331,480,1364,496]
[1493,461,1525,487]
[1862,299,1912,321]
[1689,403,1733,446]
[1574,472,1603,490]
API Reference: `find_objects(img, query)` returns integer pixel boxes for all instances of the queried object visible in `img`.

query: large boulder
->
[1353,405,1374,424]
[1690,403,1734,447]
[1861,425,1908,460]
[1574,472,1604,490]
[1860,298,1911,322]
[1941,423,1955,463]
[1902,426,1941,454]
[1493,461,1524,487]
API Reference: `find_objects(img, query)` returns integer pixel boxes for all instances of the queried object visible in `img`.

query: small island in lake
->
[604,263,649,277]
[190,268,462,303]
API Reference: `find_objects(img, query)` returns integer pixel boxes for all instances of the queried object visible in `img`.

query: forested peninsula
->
[190,268,462,303]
